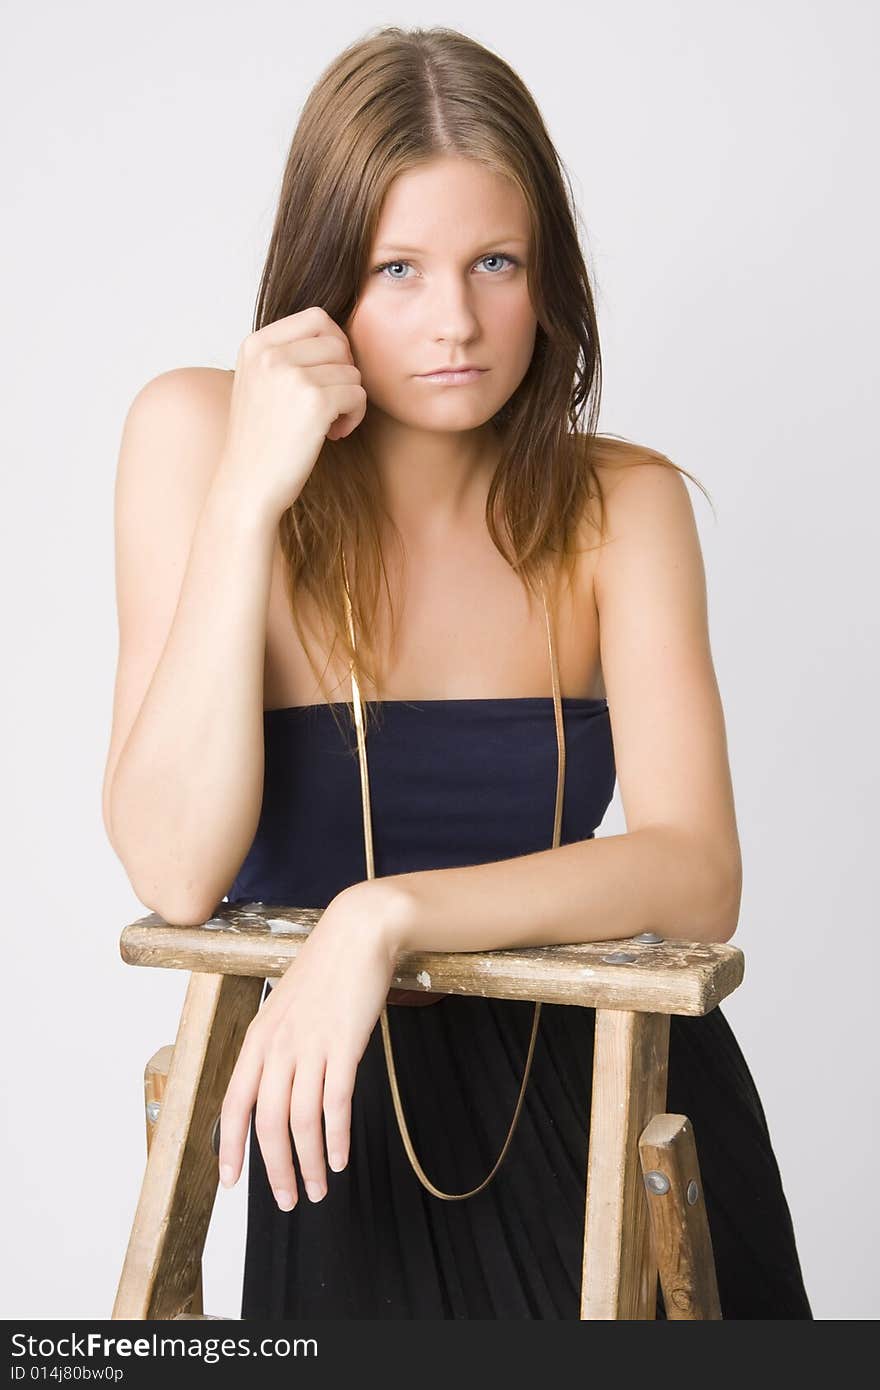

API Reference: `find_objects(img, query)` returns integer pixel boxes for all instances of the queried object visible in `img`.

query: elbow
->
[638,826,743,945]
[132,875,223,928]
[671,829,742,944]
[711,906,740,945]
[151,900,220,928]
[707,854,743,945]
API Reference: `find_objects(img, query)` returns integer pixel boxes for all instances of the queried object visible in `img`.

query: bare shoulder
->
[584,436,702,596]
[587,433,694,508]
[127,364,234,436]
[569,435,699,608]
[118,365,238,507]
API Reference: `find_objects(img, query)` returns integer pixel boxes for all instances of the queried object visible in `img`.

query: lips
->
[418,365,486,375]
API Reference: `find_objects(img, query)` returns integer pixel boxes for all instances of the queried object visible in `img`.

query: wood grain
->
[113,971,262,1319]
[120,904,744,1016]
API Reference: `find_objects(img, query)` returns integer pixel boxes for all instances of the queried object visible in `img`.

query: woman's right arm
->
[102,367,279,926]
[102,311,367,925]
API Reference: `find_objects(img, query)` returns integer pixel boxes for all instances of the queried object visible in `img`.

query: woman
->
[103,26,813,1319]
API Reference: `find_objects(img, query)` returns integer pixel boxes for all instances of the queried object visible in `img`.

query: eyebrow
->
[373,235,530,255]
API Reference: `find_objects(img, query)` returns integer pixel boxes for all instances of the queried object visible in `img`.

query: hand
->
[217,305,368,524]
[216,882,403,1210]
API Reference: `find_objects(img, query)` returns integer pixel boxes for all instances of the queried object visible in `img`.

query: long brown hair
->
[252,25,712,735]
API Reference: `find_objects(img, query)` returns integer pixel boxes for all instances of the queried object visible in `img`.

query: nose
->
[424,270,482,341]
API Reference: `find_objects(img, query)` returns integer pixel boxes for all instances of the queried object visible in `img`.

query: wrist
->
[207,458,283,535]
[336,878,415,962]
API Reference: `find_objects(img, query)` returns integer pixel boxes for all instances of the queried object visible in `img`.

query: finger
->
[217,1025,265,1188]
[255,1055,300,1211]
[290,1055,329,1202]
[323,1050,354,1174]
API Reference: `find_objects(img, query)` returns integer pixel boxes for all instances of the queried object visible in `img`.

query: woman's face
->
[345,155,538,433]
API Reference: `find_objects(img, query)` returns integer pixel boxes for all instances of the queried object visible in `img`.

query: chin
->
[378,400,492,429]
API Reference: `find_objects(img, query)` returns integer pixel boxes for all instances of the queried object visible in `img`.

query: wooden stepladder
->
[113,905,743,1320]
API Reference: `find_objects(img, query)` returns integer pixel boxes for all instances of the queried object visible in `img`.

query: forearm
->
[108,469,278,923]
[379,826,741,957]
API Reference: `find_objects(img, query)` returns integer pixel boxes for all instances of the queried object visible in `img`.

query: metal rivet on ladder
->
[644,1170,670,1194]
[211,1114,222,1156]
[146,1101,161,1125]
[601,950,637,964]
[632,931,664,944]
[687,1179,700,1205]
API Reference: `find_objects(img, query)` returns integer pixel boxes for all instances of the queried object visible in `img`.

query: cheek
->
[358,325,430,404]
[495,299,538,368]
[503,291,537,332]
[345,313,413,405]
[346,302,397,374]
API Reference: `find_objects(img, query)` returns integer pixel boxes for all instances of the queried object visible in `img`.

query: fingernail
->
[275,1190,296,1210]
[219,1164,235,1187]
[306,1181,326,1202]
[329,1152,346,1172]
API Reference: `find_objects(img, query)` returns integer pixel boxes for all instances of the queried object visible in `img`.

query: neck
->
[358,408,501,537]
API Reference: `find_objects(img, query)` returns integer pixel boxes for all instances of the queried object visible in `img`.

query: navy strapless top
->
[226,696,615,911]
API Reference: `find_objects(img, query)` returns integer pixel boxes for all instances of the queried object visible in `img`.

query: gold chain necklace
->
[340,551,566,1200]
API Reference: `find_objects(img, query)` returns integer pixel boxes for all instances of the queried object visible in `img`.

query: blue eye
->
[373,252,519,281]
[374,260,410,280]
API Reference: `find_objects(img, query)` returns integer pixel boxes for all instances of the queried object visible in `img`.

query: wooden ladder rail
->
[112,904,743,1320]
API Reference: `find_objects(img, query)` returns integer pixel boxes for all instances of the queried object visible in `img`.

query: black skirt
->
[240,986,813,1319]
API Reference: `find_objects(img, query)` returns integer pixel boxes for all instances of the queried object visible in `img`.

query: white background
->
[3,0,877,1319]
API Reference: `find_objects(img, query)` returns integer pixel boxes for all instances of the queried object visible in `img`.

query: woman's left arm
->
[376,459,743,957]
